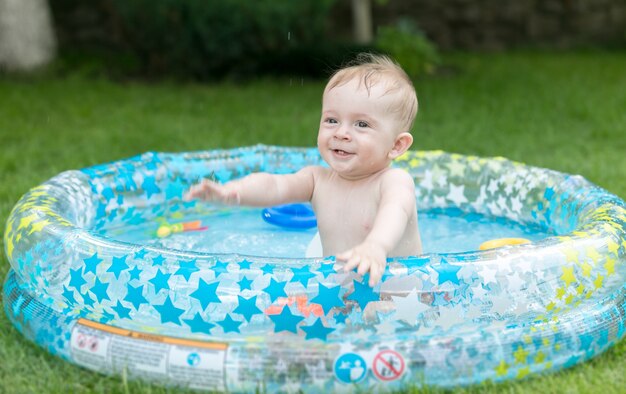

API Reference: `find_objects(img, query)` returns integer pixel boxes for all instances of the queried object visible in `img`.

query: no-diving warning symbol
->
[372,350,405,381]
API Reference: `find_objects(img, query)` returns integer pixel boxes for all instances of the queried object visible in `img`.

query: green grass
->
[1,51,625,393]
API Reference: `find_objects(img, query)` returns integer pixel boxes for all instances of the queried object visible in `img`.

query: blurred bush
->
[50,0,369,80]
[375,19,440,79]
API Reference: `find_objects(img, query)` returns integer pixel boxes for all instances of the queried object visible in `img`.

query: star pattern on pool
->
[83,253,102,275]
[233,295,262,322]
[346,279,380,310]
[217,314,242,333]
[125,284,148,310]
[311,283,344,314]
[107,255,129,279]
[264,278,287,302]
[149,269,171,294]
[183,313,215,334]
[301,318,334,340]
[190,279,221,309]
[154,296,185,325]
[269,305,304,334]
[4,147,626,390]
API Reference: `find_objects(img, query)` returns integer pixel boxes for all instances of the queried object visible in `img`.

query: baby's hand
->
[337,242,387,287]
[184,179,240,205]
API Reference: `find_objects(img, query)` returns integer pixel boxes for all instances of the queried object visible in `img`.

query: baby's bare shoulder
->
[379,169,416,206]
[381,168,415,187]
[296,165,326,178]
[302,165,331,180]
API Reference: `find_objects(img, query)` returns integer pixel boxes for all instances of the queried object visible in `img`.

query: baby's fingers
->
[339,252,359,273]
[337,250,352,263]
[185,180,211,200]
[368,264,382,287]
[224,189,241,205]
[356,258,371,277]
[184,185,204,200]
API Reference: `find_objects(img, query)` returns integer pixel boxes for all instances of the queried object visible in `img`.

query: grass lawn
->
[1,50,625,393]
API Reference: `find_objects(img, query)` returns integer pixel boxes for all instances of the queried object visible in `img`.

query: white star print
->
[391,288,431,325]
[478,266,498,285]
[447,184,468,206]
[419,170,434,190]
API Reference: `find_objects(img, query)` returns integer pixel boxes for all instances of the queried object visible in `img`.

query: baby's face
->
[318,78,405,180]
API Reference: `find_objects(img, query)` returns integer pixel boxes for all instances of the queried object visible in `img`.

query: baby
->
[185,53,422,286]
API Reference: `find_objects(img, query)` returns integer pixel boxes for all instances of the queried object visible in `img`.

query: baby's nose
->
[334,125,351,140]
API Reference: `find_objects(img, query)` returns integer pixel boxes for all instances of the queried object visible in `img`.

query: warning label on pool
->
[70,319,227,391]
[372,350,405,381]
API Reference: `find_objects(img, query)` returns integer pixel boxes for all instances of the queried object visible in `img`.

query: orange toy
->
[265,295,324,317]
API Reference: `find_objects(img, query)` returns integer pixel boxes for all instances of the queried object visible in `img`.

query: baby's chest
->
[312,183,379,232]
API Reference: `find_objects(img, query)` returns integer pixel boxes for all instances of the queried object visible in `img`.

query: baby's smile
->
[331,148,354,157]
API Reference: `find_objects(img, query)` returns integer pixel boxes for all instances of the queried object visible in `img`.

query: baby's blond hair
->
[325,53,418,133]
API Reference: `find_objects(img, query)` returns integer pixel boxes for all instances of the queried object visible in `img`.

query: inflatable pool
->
[3,145,626,392]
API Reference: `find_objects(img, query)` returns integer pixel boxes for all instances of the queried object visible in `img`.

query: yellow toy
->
[478,237,530,250]
[157,220,207,238]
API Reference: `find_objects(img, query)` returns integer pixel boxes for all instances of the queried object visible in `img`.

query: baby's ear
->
[388,132,413,159]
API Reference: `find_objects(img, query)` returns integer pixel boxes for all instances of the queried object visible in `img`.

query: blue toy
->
[262,203,317,229]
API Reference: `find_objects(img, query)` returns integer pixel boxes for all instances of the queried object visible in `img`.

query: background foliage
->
[48,0,443,81]
[50,0,372,80]
[375,19,441,78]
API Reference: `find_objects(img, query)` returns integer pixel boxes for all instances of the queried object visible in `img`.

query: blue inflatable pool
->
[3,145,626,392]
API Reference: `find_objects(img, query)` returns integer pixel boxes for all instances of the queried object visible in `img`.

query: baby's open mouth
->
[332,149,353,156]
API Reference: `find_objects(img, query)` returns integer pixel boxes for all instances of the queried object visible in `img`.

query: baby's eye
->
[356,120,369,128]
[324,118,338,124]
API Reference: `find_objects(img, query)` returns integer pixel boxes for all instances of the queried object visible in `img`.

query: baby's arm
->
[184,167,316,206]
[338,169,416,286]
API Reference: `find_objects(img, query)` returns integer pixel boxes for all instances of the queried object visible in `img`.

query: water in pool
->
[104,206,553,257]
